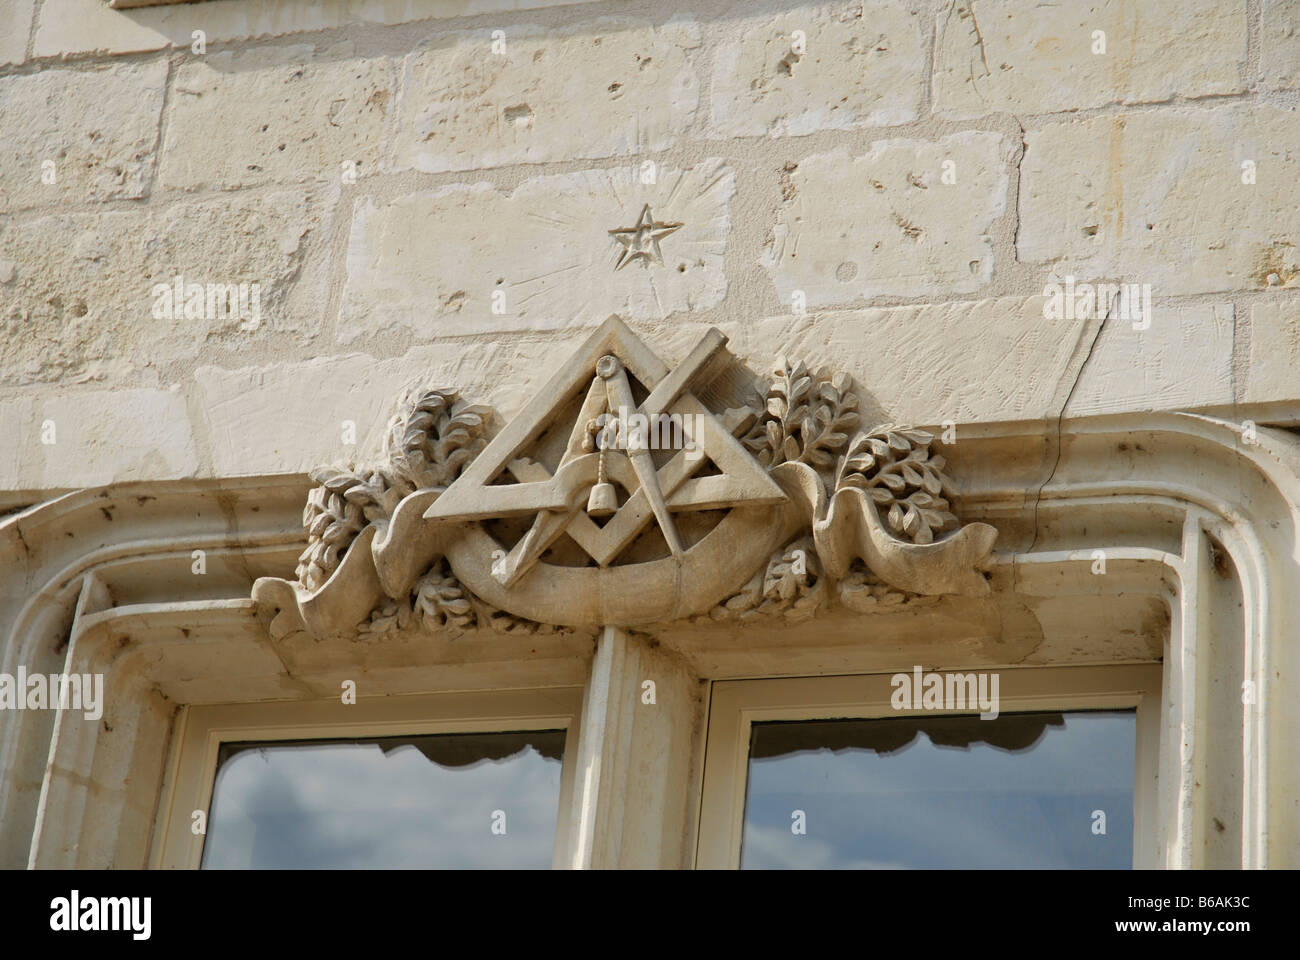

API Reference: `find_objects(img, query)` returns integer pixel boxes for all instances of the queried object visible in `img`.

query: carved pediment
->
[253,317,996,640]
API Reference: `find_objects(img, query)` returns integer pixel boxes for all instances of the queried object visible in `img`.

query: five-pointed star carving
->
[608,203,683,270]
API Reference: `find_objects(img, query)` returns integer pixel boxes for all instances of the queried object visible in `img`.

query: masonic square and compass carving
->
[253,317,997,641]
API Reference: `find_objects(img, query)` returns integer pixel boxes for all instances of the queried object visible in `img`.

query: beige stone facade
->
[1,0,1298,869]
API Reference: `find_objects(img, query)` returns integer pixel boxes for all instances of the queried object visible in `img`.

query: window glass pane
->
[741,710,1134,869]
[201,730,565,869]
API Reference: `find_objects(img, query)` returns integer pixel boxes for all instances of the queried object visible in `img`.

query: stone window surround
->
[2,407,1298,869]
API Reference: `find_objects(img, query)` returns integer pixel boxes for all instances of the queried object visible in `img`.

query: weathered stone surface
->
[338,160,732,342]
[0,191,327,385]
[1261,0,1300,91]
[26,388,197,488]
[731,298,1095,426]
[0,0,34,66]
[195,354,405,478]
[1018,106,1300,295]
[1245,301,1300,403]
[761,132,1012,305]
[708,1,924,138]
[160,45,394,191]
[195,336,613,476]
[33,0,603,58]
[1064,304,1234,416]
[933,0,1246,117]
[388,19,700,174]
[0,397,33,489]
[0,62,166,213]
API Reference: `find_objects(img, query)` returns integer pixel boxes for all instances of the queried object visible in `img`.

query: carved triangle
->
[424,317,785,581]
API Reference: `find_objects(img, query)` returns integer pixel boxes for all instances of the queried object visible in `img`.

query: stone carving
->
[294,388,490,592]
[252,317,996,640]
[357,559,574,642]
[742,359,859,472]
[697,365,966,624]
[608,203,683,270]
[700,536,827,624]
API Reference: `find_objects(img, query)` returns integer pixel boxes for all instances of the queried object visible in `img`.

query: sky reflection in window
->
[741,711,1134,869]
[202,730,565,869]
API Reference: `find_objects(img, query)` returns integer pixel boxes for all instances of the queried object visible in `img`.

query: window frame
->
[151,686,585,869]
[694,664,1163,869]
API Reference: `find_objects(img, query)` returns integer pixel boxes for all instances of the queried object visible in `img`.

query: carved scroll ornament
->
[253,317,996,640]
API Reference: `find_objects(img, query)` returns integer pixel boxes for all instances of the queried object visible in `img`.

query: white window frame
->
[694,664,1163,869]
[151,686,585,869]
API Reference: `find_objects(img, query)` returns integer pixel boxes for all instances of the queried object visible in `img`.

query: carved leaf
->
[297,388,493,594]
[880,472,906,492]
[902,506,922,537]
[831,419,966,546]
[765,420,783,453]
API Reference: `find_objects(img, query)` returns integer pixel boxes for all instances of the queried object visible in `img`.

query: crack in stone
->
[1019,314,1109,592]
[12,523,31,563]
[965,2,992,79]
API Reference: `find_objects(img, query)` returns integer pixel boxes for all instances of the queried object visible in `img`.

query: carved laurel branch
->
[743,359,861,474]
[711,358,971,623]
[740,356,961,545]
[296,389,489,592]
[356,560,573,642]
[272,356,990,639]
[289,388,556,639]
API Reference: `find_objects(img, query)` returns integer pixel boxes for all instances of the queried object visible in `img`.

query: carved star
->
[608,203,683,270]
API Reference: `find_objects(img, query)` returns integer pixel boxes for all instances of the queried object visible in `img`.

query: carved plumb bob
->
[252,318,996,640]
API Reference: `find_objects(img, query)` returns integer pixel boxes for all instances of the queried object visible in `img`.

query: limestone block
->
[338,159,732,343]
[194,337,620,476]
[1018,106,1300,295]
[388,18,700,174]
[708,1,924,138]
[615,306,1228,424]
[26,388,198,488]
[0,62,166,213]
[195,354,410,478]
[0,397,33,489]
[0,191,328,386]
[732,298,1097,426]
[0,0,34,66]
[1064,304,1234,416]
[761,131,1012,306]
[1245,301,1300,403]
[1261,0,1300,91]
[160,45,394,191]
[33,0,603,58]
[933,0,1246,118]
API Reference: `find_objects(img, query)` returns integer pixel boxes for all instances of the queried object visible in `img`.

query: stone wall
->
[1,0,1298,496]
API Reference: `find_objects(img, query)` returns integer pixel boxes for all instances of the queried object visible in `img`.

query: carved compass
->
[253,316,996,639]
[419,317,788,624]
